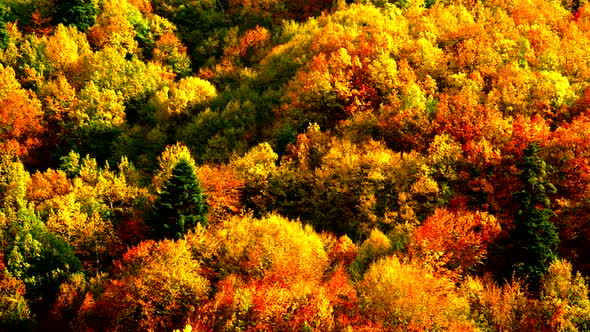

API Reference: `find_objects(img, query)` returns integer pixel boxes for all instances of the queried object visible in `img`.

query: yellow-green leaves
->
[77,82,126,127]
[153,76,216,118]
[231,142,278,182]
[359,255,475,331]
[541,259,590,330]
[153,143,197,193]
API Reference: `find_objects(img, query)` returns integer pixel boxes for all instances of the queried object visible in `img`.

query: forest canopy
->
[1,0,590,330]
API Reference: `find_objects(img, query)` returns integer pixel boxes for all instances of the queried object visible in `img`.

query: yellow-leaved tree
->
[359,255,476,330]
[188,213,347,331]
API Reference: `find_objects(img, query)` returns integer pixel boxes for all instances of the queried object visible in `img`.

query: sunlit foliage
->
[410,208,501,275]
[0,64,43,157]
[1,0,590,329]
[359,255,476,330]
[78,239,209,331]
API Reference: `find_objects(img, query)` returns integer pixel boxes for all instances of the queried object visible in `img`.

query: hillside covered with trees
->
[1,0,590,330]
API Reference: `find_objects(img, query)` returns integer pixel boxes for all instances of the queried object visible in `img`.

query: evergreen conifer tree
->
[151,158,208,240]
[54,0,96,32]
[0,4,9,50]
[511,143,559,291]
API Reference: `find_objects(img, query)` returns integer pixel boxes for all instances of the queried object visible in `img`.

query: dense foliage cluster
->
[1,0,590,330]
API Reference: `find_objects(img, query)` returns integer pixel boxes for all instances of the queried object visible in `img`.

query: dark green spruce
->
[150,158,208,240]
[0,3,9,50]
[510,142,559,291]
[54,0,96,32]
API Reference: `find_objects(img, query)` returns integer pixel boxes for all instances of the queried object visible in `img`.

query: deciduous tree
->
[3,206,81,306]
[79,239,210,331]
[540,259,590,330]
[152,32,191,77]
[410,208,501,275]
[0,64,44,158]
[359,255,476,330]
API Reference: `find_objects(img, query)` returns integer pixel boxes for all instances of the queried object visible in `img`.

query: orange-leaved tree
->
[77,238,209,331]
[410,208,501,275]
[0,64,44,158]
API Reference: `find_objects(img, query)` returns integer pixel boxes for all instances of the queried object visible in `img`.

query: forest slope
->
[1,0,590,330]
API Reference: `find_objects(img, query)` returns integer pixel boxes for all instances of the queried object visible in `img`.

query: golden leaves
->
[359,255,476,331]
[153,76,217,118]
[231,142,278,181]
[153,143,197,193]
[45,25,90,72]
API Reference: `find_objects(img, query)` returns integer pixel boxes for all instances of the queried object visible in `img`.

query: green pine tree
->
[511,143,559,291]
[54,0,96,32]
[151,158,208,240]
[0,4,9,50]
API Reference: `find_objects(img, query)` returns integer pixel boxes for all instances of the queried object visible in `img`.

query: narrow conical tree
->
[510,143,559,291]
[0,4,9,50]
[151,158,208,240]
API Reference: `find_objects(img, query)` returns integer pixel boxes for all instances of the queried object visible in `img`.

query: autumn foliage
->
[0,65,44,157]
[410,208,501,274]
[1,0,590,330]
